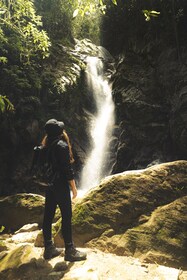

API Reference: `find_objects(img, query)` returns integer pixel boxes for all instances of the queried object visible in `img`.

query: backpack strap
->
[47,139,59,170]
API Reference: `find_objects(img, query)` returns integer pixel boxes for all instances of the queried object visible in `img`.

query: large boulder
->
[0,193,45,231]
[88,195,187,269]
[0,244,56,280]
[71,160,187,268]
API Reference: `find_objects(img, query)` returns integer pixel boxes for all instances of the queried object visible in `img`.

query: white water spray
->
[80,57,115,191]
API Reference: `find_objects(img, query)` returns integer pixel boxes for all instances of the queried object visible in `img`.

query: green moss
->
[72,203,92,226]
[0,245,32,272]
[0,240,7,251]
[7,194,44,209]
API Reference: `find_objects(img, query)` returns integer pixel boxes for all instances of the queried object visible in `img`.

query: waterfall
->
[80,56,115,191]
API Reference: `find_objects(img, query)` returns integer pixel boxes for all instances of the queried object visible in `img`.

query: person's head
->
[42,118,74,163]
[44,118,64,138]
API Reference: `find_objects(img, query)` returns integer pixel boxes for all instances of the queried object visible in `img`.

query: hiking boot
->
[65,246,87,262]
[44,244,62,260]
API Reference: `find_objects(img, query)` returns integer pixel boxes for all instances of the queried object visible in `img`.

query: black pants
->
[42,181,73,248]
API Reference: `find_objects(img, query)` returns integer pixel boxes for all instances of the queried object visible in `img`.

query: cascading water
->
[80,56,115,191]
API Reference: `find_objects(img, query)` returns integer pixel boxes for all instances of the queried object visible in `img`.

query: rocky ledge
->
[0,160,186,279]
[51,160,187,269]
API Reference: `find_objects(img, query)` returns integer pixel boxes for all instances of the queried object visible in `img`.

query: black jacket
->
[53,139,74,181]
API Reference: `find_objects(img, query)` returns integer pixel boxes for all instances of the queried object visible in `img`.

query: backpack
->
[30,140,58,188]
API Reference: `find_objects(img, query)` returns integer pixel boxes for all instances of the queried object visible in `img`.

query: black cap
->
[44,119,64,136]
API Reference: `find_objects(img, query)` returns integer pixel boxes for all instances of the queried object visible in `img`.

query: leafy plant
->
[142,10,160,21]
[0,0,51,64]
[72,0,118,18]
[0,95,14,113]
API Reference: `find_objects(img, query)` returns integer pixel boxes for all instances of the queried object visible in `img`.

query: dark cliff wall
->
[100,0,187,172]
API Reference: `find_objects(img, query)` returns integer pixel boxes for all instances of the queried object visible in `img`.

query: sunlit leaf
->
[0,96,5,113]
[0,10,6,15]
[0,95,14,113]
[0,226,5,233]
[0,56,8,64]
[0,0,51,63]
[73,9,79,18]
[142,9,160,21]
[112,0,117,5]
[150,11,160,16]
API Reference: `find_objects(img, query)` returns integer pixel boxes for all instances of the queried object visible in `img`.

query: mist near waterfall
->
[80,57,115,191]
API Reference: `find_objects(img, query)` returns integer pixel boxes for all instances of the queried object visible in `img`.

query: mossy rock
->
[0,244,37,272]
[34,160,187,268]
[35,218,63,248]
[0,240,8,252]
[97,195,187,268]
[71,160,187,268]
[0,193,45,232]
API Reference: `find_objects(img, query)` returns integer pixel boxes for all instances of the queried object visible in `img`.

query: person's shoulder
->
[56,139,68,150]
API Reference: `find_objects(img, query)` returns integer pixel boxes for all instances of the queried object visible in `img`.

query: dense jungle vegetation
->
[0,0,187,194]
[1,0,186,115]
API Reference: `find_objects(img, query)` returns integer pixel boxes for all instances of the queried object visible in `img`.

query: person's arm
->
[69,179,77,199]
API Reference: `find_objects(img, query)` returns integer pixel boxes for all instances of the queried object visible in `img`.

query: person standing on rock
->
[41,118,86,261]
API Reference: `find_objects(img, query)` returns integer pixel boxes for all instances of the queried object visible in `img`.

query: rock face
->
[0,193,45,231]
[111,50,187,172]
[71,160,187,269]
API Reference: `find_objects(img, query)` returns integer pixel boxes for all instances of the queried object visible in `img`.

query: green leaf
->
[0,0,51,63]
[0,95,14,113]
[142,10,160,21]
[150,11,160,16]
[0,96,5,113]
[73,9,79,18]
[112,0,117,5]
[0,56,8,64]
[0,226,5,233]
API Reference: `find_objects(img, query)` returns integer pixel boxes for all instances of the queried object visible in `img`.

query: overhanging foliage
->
[0,0,51,64]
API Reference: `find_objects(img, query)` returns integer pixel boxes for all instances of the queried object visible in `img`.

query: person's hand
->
[69,179,78,199]
[72,186,77,199]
